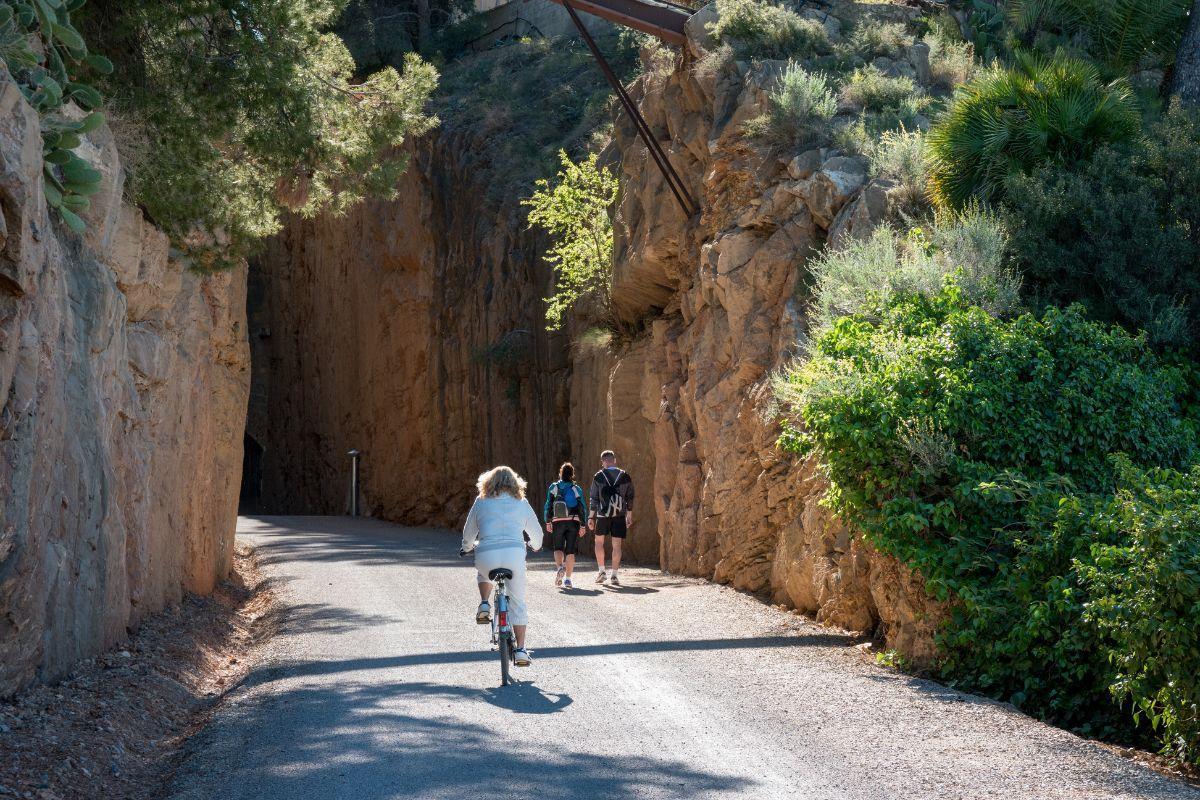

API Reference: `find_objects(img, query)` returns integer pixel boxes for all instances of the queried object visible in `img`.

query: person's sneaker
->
[563,577,574,589]
[596,570,607,584]
[476,602,491,624]
[554,566,565,587]
[513,648,532,666]
[610,573,620,586]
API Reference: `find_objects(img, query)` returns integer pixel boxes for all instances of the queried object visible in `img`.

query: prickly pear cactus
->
[0,0,111,233]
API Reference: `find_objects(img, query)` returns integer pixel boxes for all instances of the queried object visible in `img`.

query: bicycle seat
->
[488,568,513,581]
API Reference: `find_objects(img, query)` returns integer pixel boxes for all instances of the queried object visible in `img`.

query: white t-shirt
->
[461,495,544,554]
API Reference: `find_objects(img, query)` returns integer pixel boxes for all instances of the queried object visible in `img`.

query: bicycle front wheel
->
[499,633,512,686]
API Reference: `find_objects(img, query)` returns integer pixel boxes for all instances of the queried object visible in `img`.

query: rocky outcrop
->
[0,77,250,695]
[246,129,572,525]
[580,5,945,659]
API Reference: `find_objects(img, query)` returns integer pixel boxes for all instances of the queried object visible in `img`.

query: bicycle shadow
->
[482,680,572,714]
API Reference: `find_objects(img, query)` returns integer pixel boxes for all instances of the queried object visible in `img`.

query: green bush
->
[80,0,438,269]
[708,0,831,60]
[778,285,1199,741]
[924,31,976,89]
[844,21,909,60]
[1003,108,1200,350]
[1082,458,1200,766]
[927,54,1139,209]
[839,65,917,111]
[803,209,1017,332]
[744,64,836,146]
[524,151,619,332]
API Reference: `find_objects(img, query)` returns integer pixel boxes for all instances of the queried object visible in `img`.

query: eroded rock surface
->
[0,77,250,695]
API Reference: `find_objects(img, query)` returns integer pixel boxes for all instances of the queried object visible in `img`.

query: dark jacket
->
[588,467,634,519]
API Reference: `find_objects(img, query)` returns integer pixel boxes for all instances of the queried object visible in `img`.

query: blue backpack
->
[550,481,582,520]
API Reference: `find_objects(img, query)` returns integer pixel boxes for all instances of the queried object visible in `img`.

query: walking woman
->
[543,462,586,589]
[461,465,543,666]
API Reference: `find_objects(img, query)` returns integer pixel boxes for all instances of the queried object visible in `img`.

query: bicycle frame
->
[490,575,516,686]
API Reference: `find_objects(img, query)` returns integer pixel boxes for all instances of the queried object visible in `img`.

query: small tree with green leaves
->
[524,151,618,333]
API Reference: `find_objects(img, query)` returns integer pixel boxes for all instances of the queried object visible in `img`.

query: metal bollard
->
[348,449,361,517]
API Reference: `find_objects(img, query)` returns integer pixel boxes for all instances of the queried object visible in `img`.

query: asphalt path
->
[165,516,1200,800]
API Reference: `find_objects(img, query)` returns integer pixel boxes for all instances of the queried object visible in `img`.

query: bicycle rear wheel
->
[499,633,512,686]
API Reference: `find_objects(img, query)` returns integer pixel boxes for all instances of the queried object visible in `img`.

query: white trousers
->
[474,545,529,626]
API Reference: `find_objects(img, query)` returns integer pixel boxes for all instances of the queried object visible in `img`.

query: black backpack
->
[597,469,626,517]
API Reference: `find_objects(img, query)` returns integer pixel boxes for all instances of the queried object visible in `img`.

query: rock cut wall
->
[246,130,573,526]
[0,77,250,695]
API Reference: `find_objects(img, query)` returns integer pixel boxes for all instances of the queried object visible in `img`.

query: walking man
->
[588,449,634,585]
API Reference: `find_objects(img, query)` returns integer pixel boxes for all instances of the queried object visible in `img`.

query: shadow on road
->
[172,682,748,799]
[239,633,857,689]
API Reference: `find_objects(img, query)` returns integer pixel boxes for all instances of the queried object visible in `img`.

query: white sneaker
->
[596,570,607,584]
[563,577,573,589]
[476,602,491,624]
[610,572,620,586]
[513,648,532,666]
[554,566,565,587]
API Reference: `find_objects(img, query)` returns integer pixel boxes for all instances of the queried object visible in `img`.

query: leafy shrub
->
[708,0,830,60]
[1003,108,1200,350]
[1082,458,1200,766]
[924,31,976,89]
[79,0,438,269]
[927,54,1139,209]
[778,285,1199,737]
[868,127,929,212]
[1008,0,1190,73]
[524,151,619,332]
[804,209,1017,331]
[839,65,917,111]
[745,64,836,146]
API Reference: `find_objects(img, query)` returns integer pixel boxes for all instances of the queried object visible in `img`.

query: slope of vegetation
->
[761,0,1200,766]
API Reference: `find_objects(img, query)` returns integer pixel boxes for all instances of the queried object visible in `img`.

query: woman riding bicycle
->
[461,465,543,666]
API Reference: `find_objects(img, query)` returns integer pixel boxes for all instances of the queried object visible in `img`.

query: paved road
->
[167,516,1200,800]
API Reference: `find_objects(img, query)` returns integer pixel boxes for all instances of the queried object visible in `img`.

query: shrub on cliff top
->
[708,0,831,60]
[744,64,837,147]
[777,285,1200,752]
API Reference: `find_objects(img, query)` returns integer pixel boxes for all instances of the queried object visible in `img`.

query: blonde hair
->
[476,465,527,499]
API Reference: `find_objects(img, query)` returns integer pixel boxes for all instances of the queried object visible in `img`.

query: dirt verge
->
[0,544,277,800]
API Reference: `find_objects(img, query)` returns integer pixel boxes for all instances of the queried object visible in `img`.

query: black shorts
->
[593,516,627,539]
[552,520,581,555]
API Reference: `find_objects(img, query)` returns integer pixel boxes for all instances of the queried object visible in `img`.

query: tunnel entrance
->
[239,433,265,514]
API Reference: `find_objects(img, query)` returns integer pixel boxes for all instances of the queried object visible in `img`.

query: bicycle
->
[459,547,520,687]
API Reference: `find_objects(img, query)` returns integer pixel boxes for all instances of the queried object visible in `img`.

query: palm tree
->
[928,54,1140,208]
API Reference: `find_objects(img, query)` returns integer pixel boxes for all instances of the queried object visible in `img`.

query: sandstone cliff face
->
[0,77,250,695]
[247,131,573,526]
[580,3,945,659]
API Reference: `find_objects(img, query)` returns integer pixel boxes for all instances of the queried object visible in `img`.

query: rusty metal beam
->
[549,0,692,46]
[560,0,699,217]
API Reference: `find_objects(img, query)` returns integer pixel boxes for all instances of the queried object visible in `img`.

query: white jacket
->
[462,495,544,554]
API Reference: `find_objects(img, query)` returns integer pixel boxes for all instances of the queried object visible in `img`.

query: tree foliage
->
[78,0,438,269]
[523,151,618,333]
[928,53,1139,209]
